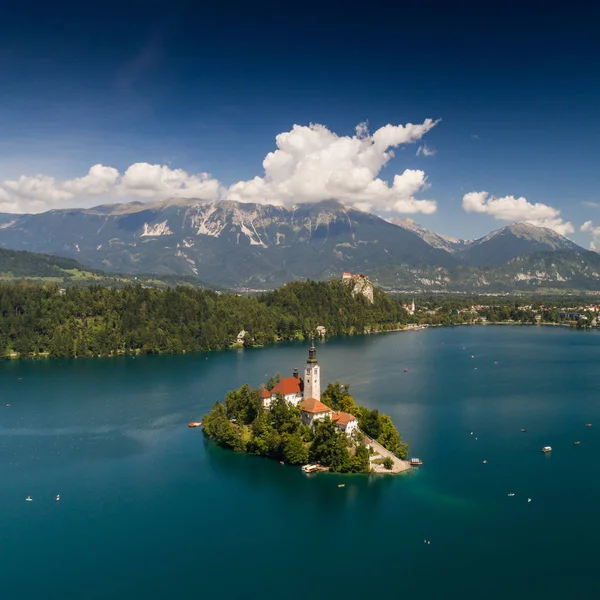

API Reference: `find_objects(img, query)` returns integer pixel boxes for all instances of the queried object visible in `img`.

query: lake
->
[1,326,600,599]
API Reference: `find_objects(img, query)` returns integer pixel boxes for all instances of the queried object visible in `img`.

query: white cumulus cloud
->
[63,165,120,196]
[118,163,223,199]
[581,221,600,251]
[227,119,440,214]
[462,191,574,236]
[0,119,440,215]
[0,163,223,213]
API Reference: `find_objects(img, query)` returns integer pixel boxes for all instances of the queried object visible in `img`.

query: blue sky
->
[1,1,600,245]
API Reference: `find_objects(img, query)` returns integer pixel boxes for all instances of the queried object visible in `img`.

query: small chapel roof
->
[271,377,303,396]
[259,386,271,399]
[300,397,332,414]
[331,411,356,426]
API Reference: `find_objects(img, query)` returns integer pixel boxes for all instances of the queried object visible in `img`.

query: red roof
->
[300,397,332,414]
[271,377,302,396]
[332,411,356,426]
[259,387,271,399]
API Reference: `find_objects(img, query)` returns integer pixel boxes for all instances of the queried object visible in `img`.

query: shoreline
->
[2,320,588,362]
[204,436,413,476]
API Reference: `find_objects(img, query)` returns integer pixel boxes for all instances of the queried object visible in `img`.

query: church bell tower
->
[303,337,321,400]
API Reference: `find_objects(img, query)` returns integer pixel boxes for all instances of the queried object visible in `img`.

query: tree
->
[322,382,357,413]
[383,456,393,470]
[310,418,351,472]
[249,411,282,457]
[359,408,381,439]
[349,443,371,473]
[322,382,349,410]
[266,372,281,391]
[270,395,301,434]
[282,433,309,465]
[339,394,356,413]
[224,384,261,425]
[202,402,246,452]
[378,414,409,459]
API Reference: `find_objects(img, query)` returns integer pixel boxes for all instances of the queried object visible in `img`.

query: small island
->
[203,339,410,474]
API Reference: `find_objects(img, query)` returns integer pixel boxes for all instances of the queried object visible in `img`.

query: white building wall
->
[284,393,303,406]
[301,410,331,428]
[304,364,320,400]
[264,392,303,409]
[344,419,358,437]
[313,409,329,423]
[334,418,358,437]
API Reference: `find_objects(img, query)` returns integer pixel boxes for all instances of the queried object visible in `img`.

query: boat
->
[188,422,203,428]
[404,368,408,373]
[55,495,60,501]
[574,441,581,445]
[279,461,284,465]
[527,498,532,503]
[586,423,592,427]
[301,464,319,473]
[338,484,345,488]
[410,458,423,466]
[508,493,515,497]
[542,446,552,453]
[521,428,526,433]
[482,460,487,464]
[25,496,32,502]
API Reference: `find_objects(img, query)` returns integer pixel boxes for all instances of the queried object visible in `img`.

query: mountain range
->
[0,198,596,292]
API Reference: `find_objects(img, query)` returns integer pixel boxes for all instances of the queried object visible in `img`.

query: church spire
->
[307,336,317,364]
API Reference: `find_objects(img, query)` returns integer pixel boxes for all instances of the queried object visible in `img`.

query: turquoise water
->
[1,326,600,599]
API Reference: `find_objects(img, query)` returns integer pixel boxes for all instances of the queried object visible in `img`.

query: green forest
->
[202,381,408,473]
[0,280,595,359]
[0,280,411,358]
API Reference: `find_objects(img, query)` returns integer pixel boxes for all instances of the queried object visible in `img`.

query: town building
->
[331,411,359,437]
[299,396,332,427]
[261,367,304,409]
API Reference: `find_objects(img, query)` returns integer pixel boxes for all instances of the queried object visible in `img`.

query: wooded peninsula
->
[0,279,596,359]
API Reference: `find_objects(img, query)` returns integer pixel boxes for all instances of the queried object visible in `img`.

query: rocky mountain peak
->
[388,217,467,253]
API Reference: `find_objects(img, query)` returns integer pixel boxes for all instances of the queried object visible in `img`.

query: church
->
[260,339,358,437]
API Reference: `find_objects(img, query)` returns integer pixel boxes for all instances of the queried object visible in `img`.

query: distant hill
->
[0,247,217,289]
[0,248,89,278]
